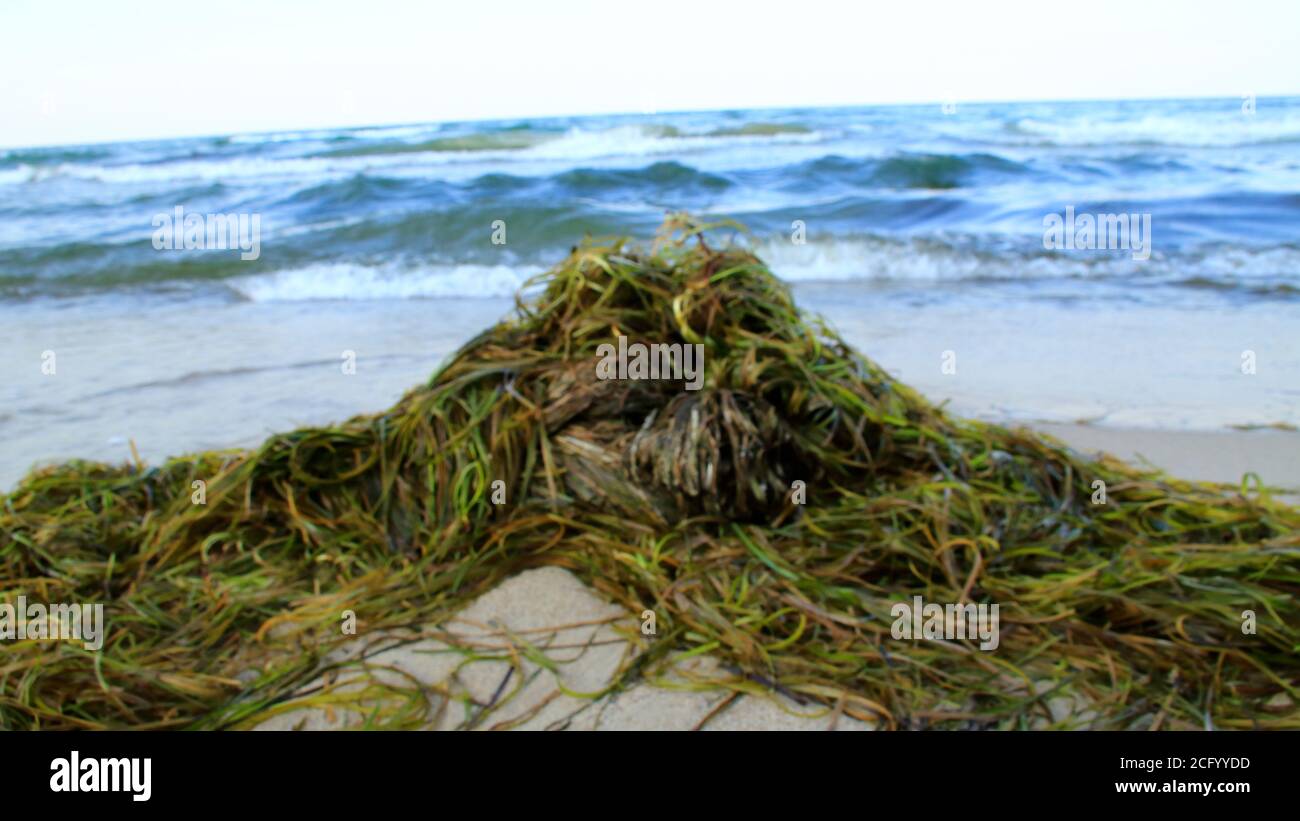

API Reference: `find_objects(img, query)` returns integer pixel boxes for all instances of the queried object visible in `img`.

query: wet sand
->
[1037,423,1300,494]
[5,291,1298,491]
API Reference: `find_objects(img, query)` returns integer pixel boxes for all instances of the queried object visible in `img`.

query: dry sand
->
[252,565,875,731]
[251,422,1297,731]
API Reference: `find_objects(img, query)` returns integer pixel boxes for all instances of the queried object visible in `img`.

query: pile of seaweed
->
[3,215,1298,730]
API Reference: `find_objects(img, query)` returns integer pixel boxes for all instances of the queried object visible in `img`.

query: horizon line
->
[6,91,1297,153]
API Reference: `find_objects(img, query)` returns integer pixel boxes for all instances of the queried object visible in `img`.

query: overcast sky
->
[3,0,1297,148]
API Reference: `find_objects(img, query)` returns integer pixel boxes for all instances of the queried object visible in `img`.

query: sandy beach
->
[9,296,1295,731]
[6,274,1296,730]
[1038,424,1300,495]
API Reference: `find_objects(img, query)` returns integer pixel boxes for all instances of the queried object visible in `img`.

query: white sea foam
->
[754,235,1300,284]
[527,124,823,161]
[0,124,826,187]
[228,262,540,302]
[1001,111,1300,148]
[0,166,31,185]
[221,238,1300,305]
[3,155,360,185]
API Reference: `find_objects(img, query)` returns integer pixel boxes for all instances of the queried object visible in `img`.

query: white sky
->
[2,0,1297,148]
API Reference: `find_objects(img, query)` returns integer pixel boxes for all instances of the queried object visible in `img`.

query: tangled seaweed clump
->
[3,215,1299,730]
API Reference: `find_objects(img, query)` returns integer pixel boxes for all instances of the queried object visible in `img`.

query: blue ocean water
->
[2,96,1298,304]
